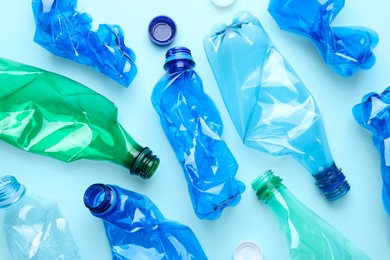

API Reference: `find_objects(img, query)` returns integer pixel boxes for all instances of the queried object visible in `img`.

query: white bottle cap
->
[233,241,263,260]
[211,0,236,8]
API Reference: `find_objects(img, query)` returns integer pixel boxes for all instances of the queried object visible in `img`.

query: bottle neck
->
[313,163,350,201]
[129,147,160,179]
[163,46,196,74]
[252,170,284,204]
[252,171,294,228]
[83,184,118,217]
[164,59,195,73]
[0,175,26,209]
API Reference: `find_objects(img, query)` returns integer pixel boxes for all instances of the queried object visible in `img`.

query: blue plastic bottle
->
[268,0,378,77]
[83,183,208,259]
[32,0,137,87]
[203,11,350,201]
[0,175,80,259]
[353,87,390,214]
[151,46,245,220]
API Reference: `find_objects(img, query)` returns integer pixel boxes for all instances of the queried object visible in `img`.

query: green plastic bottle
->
[0,57,159,179]
[252,170,369,259]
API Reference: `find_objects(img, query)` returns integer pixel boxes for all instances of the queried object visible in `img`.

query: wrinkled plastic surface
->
[268,0,378,77]
[353,87,390,214]
[252,171,370,259]
[0,57,158,178]
[32,0,137,87]
[85,184,208,259]
[0,181,80,259]
[203,12,349,200]
[151,49,245,220]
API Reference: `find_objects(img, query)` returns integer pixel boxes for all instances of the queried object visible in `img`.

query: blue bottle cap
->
[148,16,177,46]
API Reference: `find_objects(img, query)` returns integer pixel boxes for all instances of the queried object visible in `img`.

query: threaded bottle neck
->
[83,184,117,216]
[0,175,26,208]
[163,46,195,73]
[314,163,350,201]
[129,147,160,179]
[252,170,284,203]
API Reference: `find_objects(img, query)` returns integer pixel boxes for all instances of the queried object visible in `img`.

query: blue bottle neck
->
[313,163,350,201]
[164,59,195,74]
[83,184,118,217]
[84,184,166,231]
[163,46,196,74]
[0,175,26,209]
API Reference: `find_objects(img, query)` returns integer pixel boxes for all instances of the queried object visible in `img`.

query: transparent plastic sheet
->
[151,47,245,220]
[0,176,80,259]
[268,0,378,77]
[32,0,137,87]
[84,184,208,259]
[252,171,370,259]
[353,87,390,214]
[203,11,349,200]
[0,57,159,179]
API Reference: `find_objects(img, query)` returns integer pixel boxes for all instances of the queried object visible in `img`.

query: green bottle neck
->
[127,147,160,179]
[118,126,160,179]
[252,171,302,252]
[251,170,294,222]
[252,170,285,204]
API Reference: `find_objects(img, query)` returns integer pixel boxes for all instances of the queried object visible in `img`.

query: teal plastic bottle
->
[252,170,369,259]
[0,175,80,259]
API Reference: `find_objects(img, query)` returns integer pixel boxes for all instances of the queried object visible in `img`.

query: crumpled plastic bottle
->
[151,46,245,220]
[0,175,80,259]
[268,0,378,77]
[32,0,137,87]
[83,183,208,259]
[203,11,350,201]
[352,87,390,214]
[0,57,159,179]
[252,170,370,259]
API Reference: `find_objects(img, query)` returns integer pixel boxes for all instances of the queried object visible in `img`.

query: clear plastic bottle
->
[0,175,80,259]
[151,46,245,220]
[252,170,369,259]
[83,183,208,259]
[203,11,349,201]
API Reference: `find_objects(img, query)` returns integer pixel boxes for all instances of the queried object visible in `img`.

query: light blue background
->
[1,0,389,259]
